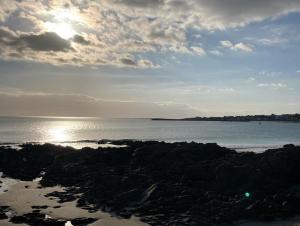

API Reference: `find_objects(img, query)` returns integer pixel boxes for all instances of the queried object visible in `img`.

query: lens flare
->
[245,192,251,198]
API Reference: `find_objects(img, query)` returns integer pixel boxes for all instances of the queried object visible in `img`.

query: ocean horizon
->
[1,116,300,152]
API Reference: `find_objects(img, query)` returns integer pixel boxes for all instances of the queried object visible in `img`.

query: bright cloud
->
[220,40,253,53]
[190,46,206,56]
[0,0,299,67]
[220,40,233,48]
[231,43,253,52]
[258,83,288,88]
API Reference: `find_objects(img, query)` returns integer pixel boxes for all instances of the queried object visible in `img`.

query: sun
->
[45,21,75,39]
[44,9,79,39]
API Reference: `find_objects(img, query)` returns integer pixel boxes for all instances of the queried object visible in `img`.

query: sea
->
[0,116,300,152]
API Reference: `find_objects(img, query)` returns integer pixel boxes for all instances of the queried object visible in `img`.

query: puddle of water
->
[0,179,148,226]
[0,172,19,195]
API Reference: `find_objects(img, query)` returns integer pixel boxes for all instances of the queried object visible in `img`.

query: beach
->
[1,0,300,224]
[1,140,300,226]
[0,170,148,226]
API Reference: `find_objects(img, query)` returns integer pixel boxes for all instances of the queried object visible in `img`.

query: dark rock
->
[1,141,300,226]
[0,206,10,220]
[32,210,41,213]
[31,205,48,209]
[71,217,97,225]
[0,213,7,220]
[283,144,295,148]
[10,215,26,224]
[0,143,73,180]
[10,212,66,226]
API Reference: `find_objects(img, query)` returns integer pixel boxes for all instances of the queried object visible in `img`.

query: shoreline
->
[1,139,300,153]
[1,140,300,225]
[152,113,300,122]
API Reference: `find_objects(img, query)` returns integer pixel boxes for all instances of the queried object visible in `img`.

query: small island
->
[152,113,300,122]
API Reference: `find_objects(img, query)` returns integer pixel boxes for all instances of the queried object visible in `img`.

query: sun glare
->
[45,22,75,39]
[55,9,80,22]
[48,127,68,141]
[44,9,79,39]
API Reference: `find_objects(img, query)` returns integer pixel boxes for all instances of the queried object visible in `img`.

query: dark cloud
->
[0,26,157,68]
[0,27,16,45]
[112,0,164,8]
[191,0,300,26]
[107,0,300,28]
[0,28,71,52]
[120,57,159,68]
[20,32,71,52]
[120,57,137,66]
[167,0,189,9]
[72,34,91,45]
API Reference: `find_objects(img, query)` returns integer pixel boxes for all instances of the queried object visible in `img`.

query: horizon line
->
[0,113,299,120]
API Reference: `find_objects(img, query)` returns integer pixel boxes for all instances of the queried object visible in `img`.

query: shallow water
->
[0,174,149,226]
[0,172,19,195]
[0,116,300,152]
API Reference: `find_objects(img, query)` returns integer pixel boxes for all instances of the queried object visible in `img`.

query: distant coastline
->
[152,113,300,122]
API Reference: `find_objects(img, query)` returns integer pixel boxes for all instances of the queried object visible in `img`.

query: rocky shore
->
[1,141,300,225]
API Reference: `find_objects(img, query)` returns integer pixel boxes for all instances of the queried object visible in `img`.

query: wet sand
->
[0,176,148,226]
[2,178,300,226]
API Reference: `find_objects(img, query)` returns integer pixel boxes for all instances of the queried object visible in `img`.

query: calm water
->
[0,116,300,152]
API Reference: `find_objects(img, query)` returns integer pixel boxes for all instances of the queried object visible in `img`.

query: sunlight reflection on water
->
[48,127,69,141]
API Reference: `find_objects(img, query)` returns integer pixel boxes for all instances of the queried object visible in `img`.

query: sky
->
[0,0,300,118]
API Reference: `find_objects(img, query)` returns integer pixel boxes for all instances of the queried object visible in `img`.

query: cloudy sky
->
[0,0,300,117]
